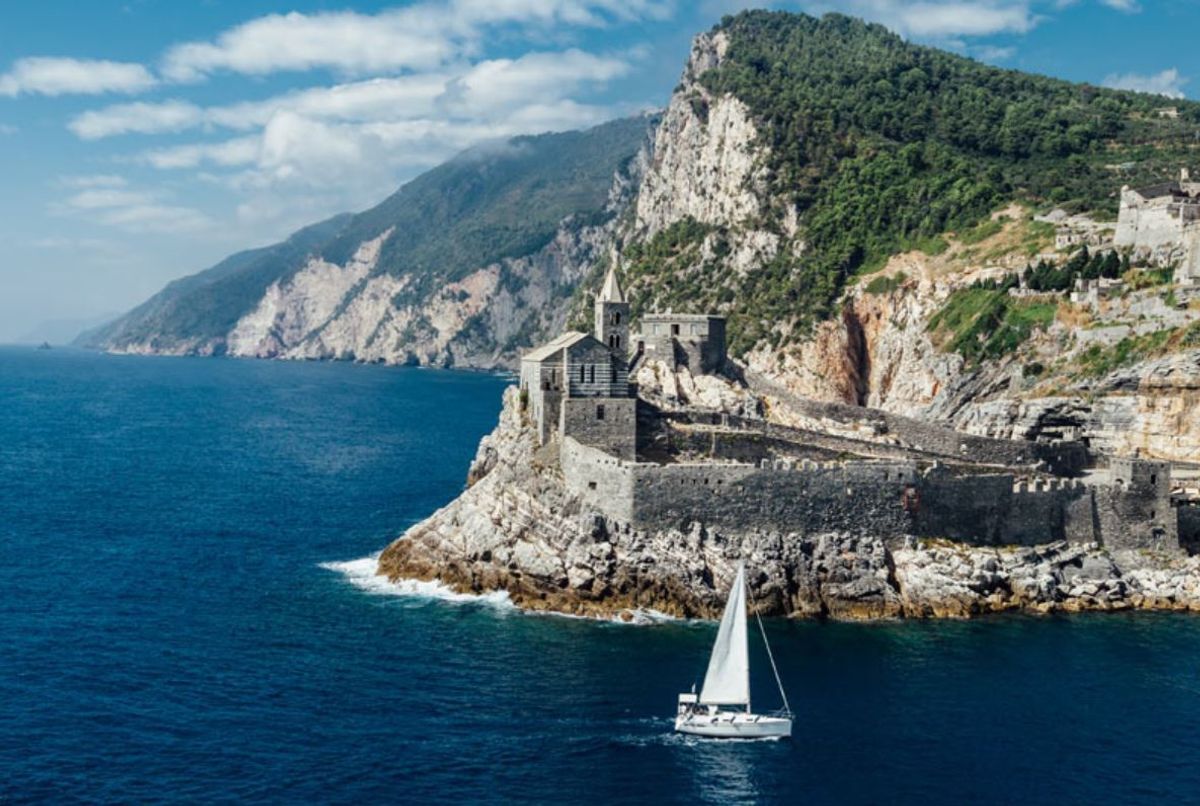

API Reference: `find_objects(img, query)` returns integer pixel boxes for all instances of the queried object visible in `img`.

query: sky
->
[0,0,1196,342]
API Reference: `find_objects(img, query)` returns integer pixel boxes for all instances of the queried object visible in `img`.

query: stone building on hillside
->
[632,313,727,374]
[1115,169,1200,283]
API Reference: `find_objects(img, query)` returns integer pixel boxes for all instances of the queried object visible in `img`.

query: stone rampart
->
[559,437,1172,550]
[561,437,634,521]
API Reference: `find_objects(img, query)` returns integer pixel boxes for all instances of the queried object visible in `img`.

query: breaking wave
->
[321,557,688,625]
[319,555,515,609]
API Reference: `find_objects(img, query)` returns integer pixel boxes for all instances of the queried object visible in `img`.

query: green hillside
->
[82,116,651,352]
[620,10,1200,354]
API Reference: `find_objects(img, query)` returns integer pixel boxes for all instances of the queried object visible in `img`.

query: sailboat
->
[674,563,793,739]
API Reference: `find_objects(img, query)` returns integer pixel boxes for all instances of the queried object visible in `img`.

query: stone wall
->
[1115,191,1184,250]
[562,397,638,461]
[1179,503,1200,552]
[561,437,634,521]
[559,433,1172,550]
[1094,458,1177,552]
[664,409,1086,474]
[998,479,1095,546]
[754,395,1088,475]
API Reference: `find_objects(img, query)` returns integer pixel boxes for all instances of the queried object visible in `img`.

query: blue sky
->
[0,0,1195,342]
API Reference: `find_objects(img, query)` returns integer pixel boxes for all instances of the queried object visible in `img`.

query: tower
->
[594,265,630,355]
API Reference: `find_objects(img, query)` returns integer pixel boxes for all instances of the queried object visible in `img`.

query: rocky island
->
[378,264,1200,620]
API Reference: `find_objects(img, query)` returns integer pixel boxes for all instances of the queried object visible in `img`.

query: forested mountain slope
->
[595,11,1200,356]
[81,116,653,366]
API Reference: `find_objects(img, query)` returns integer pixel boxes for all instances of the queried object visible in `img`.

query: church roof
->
[522,331,592,363]
[599,266,625,303]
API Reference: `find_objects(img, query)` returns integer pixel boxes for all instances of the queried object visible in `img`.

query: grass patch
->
[958,218,1004,245]
[1123,266,1174,290]
[864,272,907,294]
[1076,321,1200,377]
[929,287,1058,363]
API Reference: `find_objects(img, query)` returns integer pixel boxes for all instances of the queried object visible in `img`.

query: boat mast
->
[746,571,792,716]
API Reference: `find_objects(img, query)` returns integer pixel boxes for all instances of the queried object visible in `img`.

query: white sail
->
[699,563,750,706]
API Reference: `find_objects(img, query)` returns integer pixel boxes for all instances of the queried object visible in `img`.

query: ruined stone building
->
[1115,169,1200,283]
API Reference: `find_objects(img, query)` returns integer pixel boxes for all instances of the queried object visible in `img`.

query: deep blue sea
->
[4,347,1200,804]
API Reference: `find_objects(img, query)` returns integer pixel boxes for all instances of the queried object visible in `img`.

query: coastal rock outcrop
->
[377,385,1200,621]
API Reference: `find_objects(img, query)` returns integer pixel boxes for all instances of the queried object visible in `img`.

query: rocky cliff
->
[377,382,1200,620]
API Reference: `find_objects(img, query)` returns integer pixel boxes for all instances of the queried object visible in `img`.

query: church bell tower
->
[594,266,630,355]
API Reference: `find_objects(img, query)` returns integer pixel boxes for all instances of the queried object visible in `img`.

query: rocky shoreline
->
[377,386,1200,621]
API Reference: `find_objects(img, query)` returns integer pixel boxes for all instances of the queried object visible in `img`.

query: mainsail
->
[699,563,750,706]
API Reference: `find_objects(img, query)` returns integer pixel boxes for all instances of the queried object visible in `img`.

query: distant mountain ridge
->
[81,116,654,367]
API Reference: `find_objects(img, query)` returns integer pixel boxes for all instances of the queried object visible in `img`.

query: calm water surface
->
[2,347,1199,804]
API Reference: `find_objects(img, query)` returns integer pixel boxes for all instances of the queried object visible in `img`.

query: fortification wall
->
[629,459,918,537]
[999,479,1095,545]
[562,397,637,461]
[1116,194,1183,249]
[559,436,1170,551]
[1179,226,1200,283]
[1179,503,1200,552]
[665,410,1085,474]
[561,437,634,521]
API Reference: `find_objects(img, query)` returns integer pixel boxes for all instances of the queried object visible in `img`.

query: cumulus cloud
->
[71,48,630,141]
[160,0,669,82]
[56,184,211,234]
[803,1,1038,38]
[1103,68,1188,99]
[142,136,261,170]
[69,100,204,140]
[0,57,156,97]
[973,44,1016,62]
[32,2,665,242]
[440,50,632,114]
[58,174,129,189]
[1098,0,1140,11]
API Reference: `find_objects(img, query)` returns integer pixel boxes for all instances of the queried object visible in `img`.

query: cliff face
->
[378,381,1200,620]
[742,235,1200,464]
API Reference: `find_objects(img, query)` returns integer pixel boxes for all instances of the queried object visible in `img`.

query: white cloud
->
[804,1,1038,38]
[1098,0,1140,11]
[58,174,129,189]
[160,1,668,82]
[1103,68,1188,99]
[441,50,632,114]
[55,184,212,234]
[973,44,1016,62]
[73,48,631,141]
[0,57,156,97]
[142,136,261,170]
[69,101,203,140]
[65,188,158,210]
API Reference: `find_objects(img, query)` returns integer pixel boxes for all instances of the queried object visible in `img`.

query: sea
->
[3,346,1200,804]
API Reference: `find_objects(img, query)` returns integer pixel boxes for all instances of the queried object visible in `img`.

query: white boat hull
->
[674,712,792,739]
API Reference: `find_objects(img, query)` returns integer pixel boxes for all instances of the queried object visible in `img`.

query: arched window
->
[611,311,621,325]
[578,364,585,383]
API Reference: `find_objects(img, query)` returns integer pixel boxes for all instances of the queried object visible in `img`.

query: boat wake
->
[319,555,515,610]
